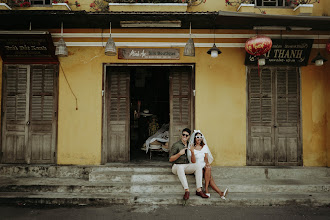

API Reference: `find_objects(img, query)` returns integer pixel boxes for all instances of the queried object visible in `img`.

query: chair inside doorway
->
[130,66,170,162]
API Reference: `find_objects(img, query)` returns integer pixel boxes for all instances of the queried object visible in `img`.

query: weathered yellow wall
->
[301,49,329,167]
[194,47,246,166]
[57,47,103,165]
[56,44,247,165]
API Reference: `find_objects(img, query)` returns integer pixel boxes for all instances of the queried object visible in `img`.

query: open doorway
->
[103,64,194,163]
[130,66,170,161]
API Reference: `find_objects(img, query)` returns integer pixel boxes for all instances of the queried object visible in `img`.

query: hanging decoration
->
[245,35,272,76]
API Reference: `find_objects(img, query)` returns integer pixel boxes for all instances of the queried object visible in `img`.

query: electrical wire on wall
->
[60,63,78,110]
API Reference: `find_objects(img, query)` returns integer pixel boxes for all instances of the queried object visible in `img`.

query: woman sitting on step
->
[187,130,228,200]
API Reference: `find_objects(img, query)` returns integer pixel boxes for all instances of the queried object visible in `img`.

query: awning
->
[0,10,329,31]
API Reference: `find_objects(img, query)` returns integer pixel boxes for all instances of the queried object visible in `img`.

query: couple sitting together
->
[169,128,228,201]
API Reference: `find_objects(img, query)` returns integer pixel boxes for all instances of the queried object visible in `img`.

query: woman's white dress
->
[188,144,214,168]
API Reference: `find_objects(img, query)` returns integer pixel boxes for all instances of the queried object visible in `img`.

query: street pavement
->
[1,204,330,220]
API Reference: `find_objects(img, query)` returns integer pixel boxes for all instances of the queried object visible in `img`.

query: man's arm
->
[169,147,186,162]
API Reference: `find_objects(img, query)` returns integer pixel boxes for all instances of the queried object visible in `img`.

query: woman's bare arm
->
[204,153,210,168]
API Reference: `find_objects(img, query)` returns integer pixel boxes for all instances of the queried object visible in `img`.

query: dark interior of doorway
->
[130,66,170,162]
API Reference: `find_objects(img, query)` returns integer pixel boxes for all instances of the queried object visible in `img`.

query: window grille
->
[255,0,290,7]
[29,0,51,6]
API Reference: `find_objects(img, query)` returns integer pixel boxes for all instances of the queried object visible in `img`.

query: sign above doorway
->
[118,48,180,60]
[245,39,313,66]
[0,31,58,64]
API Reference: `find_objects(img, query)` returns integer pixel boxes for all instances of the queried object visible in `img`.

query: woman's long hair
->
[194,132,205,147]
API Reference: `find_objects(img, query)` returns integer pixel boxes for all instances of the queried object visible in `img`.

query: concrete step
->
[0,177,329,194]
[0,192,329,207]
[89,167,330,181]
[1,165,329,180]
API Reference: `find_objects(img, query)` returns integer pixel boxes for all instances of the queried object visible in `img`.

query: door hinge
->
[193,90,196,96]
[102,90,104,97]
[53,152,56,158]
[54,111,57,118]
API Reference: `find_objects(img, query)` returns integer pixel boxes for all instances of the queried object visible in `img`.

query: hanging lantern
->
[245,35,272,76]
[326,42,330,54]
[245,35,272,56]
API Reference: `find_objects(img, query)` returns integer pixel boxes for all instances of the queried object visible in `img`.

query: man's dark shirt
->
[169,140,189,165]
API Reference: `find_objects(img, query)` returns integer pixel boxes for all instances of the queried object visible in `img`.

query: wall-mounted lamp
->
[311,52,327,66]
[207,28,221,58]
[311,34,327,66]
[105,22,117,56]
[55,22,68,57]
[184,22,195,57]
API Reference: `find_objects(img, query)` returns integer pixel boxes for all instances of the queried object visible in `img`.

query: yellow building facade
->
[0,0,329,167]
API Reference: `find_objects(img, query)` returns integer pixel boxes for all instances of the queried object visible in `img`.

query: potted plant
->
[0,0,13,10]
[225,1,266,14]
[289,0,320,15]
[52,0,81,10]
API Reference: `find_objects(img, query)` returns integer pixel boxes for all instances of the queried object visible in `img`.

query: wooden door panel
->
[2,65,29,163]
[247,68,274,165]
[2,65,57,164]
[248,67,301,166]
[107,70,130,162]
[169,68,192,149]
[31,134,52,162]
[275,68,301,165]
[4,135,25,162]
[29,65,57,164]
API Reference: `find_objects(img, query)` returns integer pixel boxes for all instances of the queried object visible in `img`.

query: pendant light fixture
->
[105,22,117,56]
[311,34,327,66]
[184,22,195,57]
[207,27,221,58]
[55,22,68,57]
[258,55,266,66]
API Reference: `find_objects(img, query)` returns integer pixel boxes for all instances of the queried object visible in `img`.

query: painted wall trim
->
[52,3,72,10]
[53,41,326,48]
[293,4,313,12]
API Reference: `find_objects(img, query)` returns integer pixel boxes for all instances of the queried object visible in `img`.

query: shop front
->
[0,11,329,167]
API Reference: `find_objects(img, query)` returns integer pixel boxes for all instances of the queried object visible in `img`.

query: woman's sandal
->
[220,188,228,200]
[205,193,211,198]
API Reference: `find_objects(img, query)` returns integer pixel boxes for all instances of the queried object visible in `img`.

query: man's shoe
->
[196,190,209,198]
[183,191,190,200]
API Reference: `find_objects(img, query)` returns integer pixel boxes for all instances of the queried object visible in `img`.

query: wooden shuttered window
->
[276,68,299,124]
[1,64,57,164]
[31,66,55,121]
[107,70,130,162]
[247,67,301,166]
[249,68,273,124]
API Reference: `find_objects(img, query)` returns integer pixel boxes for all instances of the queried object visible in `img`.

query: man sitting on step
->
[169,128,209,201]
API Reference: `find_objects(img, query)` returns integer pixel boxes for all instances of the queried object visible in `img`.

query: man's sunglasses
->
[182,134,189,137]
